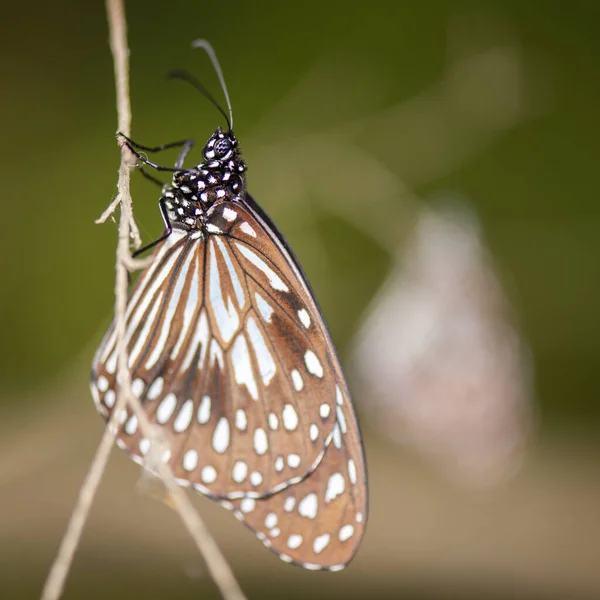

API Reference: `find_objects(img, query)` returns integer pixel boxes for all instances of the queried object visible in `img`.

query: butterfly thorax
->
[161,127,247,231]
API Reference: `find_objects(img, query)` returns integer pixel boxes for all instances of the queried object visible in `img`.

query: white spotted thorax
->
[162,127,247,233]
[91,124,367,572]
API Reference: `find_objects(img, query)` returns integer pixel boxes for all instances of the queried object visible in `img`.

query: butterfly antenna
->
[167,69,232,131]
[192,39,234,131]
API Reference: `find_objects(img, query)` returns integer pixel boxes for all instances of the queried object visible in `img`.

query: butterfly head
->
[202,127,238,162]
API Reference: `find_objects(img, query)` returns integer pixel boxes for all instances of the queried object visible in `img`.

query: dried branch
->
[41,1,246,599]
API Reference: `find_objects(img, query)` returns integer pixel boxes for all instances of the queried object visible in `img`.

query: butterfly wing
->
[212,198,367,569]
[91,195,367,567]
[228,381,367,570]
[92,200,344,497]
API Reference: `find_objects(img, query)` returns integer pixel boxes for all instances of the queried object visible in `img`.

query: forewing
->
[91,199,341,499]
[191,230,338,498]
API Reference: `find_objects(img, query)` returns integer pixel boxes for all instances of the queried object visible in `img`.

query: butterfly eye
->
[213,137,232,158]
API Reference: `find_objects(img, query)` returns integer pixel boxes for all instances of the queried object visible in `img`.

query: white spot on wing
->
[183,449,198,471]
[274,456,284,472]
[235,409,247,431]
[254,292,274,324]
[339,525,354,542]
[325,473,345,503]
[287,454,301,468]
[298,493,318,519]
[198,395,211,424]
[291,369,303,391]
[139,438,150,455]
[284,497,295,512]
[173,399,194,433]
[282,404,298,430]
[297,308,311,328]
[206,223,222,234]
[213,417,230,454]
[145,250,196,369]
[104,390,116,408]
[232,460,248,482]
[332,423,342,448]
[240,222,257,237]
[287,534,302,549]
[201,465,217,483]
[254,428,268,455]
[313,533,330,554]
[250,471,263,486]
[146,377,164,401]
[264,513,278,529]
[231,334,259,400]
[97,376,109,392]
[124,415,138,435]
[240,498,255,513]
[319,403,331,419]
[309,424,319,441]
[105,351,117,375]
[304,350,324,378]
[156,393,177,424]
[223,207,237,222]
[246,316,276,386]
[348,459,357,484]
[131,378,144,398]
[209,239,240,343]
[215,236,245,308]
[268,412,279,430]
[235,243,289,292]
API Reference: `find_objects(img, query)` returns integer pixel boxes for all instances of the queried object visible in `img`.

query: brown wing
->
[91,198,367,567]
[92,205,337,499]
[227,383,367,570]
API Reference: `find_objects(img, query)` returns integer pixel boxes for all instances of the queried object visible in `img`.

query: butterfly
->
[90,40,367,571]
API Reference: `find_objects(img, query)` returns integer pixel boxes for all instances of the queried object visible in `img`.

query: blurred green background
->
[1,1,599,599]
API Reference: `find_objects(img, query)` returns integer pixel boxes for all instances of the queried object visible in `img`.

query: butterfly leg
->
[132,198,173,257]
[117,133,195,169]
[138,167,166,189]
[117,133,194,156]
[117,133,192,173]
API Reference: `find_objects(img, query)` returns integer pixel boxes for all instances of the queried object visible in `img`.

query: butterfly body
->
[91,125,367,570]
[161,127,247,234]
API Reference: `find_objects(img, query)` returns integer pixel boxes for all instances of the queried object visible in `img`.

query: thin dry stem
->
[41,1,246,599]
[122,253,153,271]
[94,193,121,223]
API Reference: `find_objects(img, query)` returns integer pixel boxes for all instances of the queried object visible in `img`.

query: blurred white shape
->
[352,201,533,487]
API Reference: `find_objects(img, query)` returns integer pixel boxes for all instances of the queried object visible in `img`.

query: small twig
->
[95,193,121,224]
[95,138,143,249]
[122,253,154,271]
[40,410,129,600]
[41,1,246,599]
[96,196,143,250]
